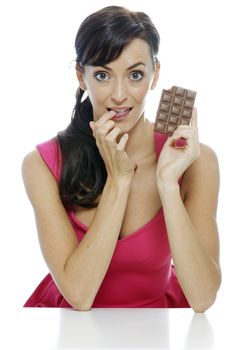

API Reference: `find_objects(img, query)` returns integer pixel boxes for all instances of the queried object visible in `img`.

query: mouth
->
[107,107,133,120]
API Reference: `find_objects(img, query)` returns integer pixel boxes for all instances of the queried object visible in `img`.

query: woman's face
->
[77,38,160,132]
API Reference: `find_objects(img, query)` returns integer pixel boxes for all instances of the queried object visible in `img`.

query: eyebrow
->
[97,62,146,71]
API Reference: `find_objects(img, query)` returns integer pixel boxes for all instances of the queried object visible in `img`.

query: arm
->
[22,151,132,310]
[156,109,221,312]
[158,144,221,312]
[63,175,132,309]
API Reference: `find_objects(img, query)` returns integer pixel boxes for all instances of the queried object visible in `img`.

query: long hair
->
[57,6,160,209]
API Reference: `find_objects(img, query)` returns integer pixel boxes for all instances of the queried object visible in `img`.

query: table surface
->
[2,306,232,349]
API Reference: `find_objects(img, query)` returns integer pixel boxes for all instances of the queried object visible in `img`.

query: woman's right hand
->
[89,111,137,181]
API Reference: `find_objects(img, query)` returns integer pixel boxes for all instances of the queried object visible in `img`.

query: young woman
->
[22,6,221,311]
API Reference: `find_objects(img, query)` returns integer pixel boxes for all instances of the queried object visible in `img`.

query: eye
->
[95,72,110,81]
[130,71,144,81]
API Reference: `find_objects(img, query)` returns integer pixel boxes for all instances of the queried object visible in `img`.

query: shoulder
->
[182,142,220,197]
[22,147,54,175]
[22,149,44,173]
[194,142,219,174]
[195,142,219,173]
[22,149,59,208]
[199,142,219,162]
[22,147,58,181]
[22,137,62,182]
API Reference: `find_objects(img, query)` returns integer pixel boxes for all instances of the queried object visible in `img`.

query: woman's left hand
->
[156,107,200,186]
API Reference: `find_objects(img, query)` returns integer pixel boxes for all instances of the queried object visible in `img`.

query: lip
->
[107,106,132,112]
[107,107,133,120]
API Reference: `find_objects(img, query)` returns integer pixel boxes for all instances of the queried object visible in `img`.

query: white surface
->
[2,307,232,349]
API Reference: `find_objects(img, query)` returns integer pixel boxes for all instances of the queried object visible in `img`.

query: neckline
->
[70,207,163,242]
[69,130,165,243]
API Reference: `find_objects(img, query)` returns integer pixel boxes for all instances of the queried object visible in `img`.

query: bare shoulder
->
[22,149,48,175]
[22,149,51,174]
[182,142,220,198]
[198,142,219,165]
[21,149,59,208]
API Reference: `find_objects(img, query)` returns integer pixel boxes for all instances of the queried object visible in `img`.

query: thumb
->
[191,107,197,128]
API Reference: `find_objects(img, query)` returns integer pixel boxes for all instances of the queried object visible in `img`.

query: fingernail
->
[175,138,187,148]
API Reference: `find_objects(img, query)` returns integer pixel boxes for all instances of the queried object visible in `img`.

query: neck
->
[124,116,156,166]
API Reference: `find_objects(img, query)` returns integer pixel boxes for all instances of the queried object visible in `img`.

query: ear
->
[76,65,86,91]
[150,62,160,90]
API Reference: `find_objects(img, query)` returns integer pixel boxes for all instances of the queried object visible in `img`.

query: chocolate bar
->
[154,86,196,135]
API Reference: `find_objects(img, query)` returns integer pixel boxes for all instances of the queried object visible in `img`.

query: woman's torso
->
[73,148,186,240]
[24,130,190,308]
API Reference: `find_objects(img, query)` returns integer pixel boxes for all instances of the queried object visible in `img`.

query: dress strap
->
[36,138,62,182]
[154,131,169,159]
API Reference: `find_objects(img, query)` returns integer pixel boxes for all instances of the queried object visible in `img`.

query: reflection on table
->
[2,307,231,349]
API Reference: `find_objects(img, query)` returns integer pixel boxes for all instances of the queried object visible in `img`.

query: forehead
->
[117,38,152,64]
[87,38,153,71]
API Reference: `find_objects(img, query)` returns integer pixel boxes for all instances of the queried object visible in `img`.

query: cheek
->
[87,84,108,105]
[132,84,150,103]
[86,86,108,121]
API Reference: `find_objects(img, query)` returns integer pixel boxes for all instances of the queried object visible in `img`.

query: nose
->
[111,79,127,104]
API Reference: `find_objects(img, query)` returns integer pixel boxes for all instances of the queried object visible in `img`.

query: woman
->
[22,6,221,311]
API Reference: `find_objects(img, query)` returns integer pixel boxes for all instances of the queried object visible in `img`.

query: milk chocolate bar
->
[154,86,196,135]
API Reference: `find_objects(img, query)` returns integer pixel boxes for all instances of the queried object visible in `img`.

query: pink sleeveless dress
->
[24,132,190,308]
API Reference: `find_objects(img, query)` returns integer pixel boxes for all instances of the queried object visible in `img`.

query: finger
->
[96,120,116,136]
[116,133,129,151]
[89,111,116,131]
[174,138,187,149]
[95,110,116,128]
[190,107,197,128]
[105,127,122,143]
[169,130,193,148]
[170,130,192,142]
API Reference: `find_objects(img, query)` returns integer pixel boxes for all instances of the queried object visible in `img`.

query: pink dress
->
[24,132,190,308]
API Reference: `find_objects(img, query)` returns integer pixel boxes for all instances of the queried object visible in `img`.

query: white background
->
[0,0,232,314]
